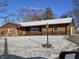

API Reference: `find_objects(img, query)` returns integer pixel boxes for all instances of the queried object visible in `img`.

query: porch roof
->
[18,18,72,27]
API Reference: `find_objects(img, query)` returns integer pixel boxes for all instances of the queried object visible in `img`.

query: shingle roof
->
[18,18,72,27]
[0,23,22,28]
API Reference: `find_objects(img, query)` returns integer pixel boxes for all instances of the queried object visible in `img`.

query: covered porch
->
[19,23,72,35]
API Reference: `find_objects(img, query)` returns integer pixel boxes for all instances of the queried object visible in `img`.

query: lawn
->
[0,35,78,59]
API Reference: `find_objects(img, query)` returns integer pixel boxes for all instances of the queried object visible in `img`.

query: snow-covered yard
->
[0,35,78,59]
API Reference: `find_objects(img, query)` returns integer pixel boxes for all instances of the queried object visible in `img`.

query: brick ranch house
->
[0,18,74,36]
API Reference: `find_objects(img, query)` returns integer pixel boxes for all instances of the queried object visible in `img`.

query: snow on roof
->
[18,18,72,27]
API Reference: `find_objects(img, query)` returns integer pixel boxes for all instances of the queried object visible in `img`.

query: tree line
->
[4,7,54,23]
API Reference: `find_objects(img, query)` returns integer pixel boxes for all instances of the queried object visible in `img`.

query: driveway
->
[67,34,79,52]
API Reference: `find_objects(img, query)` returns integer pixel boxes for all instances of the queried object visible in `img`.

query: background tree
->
[4,7,54,23]
[17,7,30,22]
[73,0,79,23]
[16,7,45,22]
[71,0,79,30]
[31,9,44,21]
[60,11,72,18]
[60,14,68,18]
[43,7,54,19]
[0,0,8,25]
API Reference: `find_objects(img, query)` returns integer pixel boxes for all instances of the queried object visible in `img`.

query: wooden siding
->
[0,23,21,36]
[0,28,19,36]
[0,23,72,36]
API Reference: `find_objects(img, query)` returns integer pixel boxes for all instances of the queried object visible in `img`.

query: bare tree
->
[31,9,43,21]
[17,7,45,22]
[17,7,29,22]
[0,13,15,24]
[73,0,79,23]
[60,11,72,18]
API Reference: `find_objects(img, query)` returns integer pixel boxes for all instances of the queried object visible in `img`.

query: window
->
[8,28,13,33]
[30,27,40,32]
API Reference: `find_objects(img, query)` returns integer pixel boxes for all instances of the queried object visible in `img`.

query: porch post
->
[69,24,71,36]
[54,26,57,35]
[20,27,22,36]
[25,27,27,35]
[52,27,53,35]
[18,27,20,36]
[41,27,42,35]
[71,25,73,35]
[65,26,67,35]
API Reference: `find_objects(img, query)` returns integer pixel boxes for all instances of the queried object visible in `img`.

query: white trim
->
[71,27,73,34]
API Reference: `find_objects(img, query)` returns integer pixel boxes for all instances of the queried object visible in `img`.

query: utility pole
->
[0,13,15,24]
